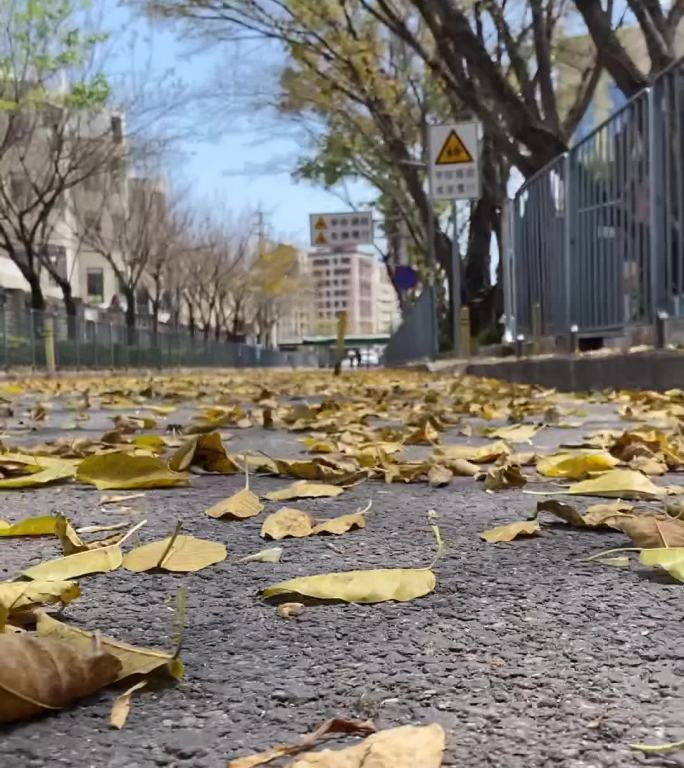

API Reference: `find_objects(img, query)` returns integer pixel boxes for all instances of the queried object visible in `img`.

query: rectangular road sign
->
[309,211,374,248]
[428,122,481,201]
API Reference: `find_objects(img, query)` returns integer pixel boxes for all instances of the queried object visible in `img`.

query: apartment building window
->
[87,268,104,304]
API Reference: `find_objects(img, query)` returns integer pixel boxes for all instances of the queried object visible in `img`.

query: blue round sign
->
[394,265,419,291]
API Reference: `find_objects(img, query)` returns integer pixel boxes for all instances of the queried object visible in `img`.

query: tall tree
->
[0,0,112,316]
[574,0,684,96]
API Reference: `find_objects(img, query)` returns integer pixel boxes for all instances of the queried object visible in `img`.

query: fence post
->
[29,309,36,369]
[563,152,574,340]
[44,315,56,375]
[459,306,471,358]
[648,86,665,323]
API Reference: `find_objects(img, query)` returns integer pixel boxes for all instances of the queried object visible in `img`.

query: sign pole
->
[425,125,439,361]
[451,199,462,356]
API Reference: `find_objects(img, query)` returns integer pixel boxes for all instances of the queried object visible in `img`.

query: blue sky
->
[104,3,369,246]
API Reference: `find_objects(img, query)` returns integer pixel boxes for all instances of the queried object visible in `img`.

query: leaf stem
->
[586,547,641,562]
[157,521,183,569]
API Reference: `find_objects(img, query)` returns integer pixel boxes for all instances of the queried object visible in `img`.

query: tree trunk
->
[124,288,136,346]
[187,301,195,337]
[574,0,650,97]
[27,274,46,312]
[59,281,78,340]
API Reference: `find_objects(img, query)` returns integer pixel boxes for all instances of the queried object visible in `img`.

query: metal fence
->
[506,57,684,343]
[0,306,318,369]
[383,287,436,365]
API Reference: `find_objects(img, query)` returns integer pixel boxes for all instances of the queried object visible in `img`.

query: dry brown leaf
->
[427,465,453,487]
[261,508,314,540]
[0,634,121,723]
[536,500,588,527]
[481,519,541,543]
[207,488,263,520]
[583,502,635,529]
[110,680,148,730]
[291,723,445,768]
[169,432,240,474]
[228,718,376,768]
[265,481,344,502]
[616,515,684,548]
[311,511,366,536]
[483,464,527,491]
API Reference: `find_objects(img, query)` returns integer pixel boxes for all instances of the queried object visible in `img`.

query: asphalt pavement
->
[0,376,682,768]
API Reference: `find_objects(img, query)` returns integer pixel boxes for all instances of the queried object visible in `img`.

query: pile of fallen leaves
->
[0,371,683,761]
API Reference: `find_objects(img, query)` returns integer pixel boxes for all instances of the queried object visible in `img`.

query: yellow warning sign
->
[436,130,473,165]
[315,232,328,245]
[314,216,328,230]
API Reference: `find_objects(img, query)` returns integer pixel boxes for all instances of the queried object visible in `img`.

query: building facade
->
[309,248,400,335]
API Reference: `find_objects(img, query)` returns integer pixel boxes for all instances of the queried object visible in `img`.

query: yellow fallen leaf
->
[0,515,62,537]
[480,520,541,543]
[22,544,123,581]
[536,451,620,479]
[0,581,80,628]
[264,481,344,502]
[639,547,684,582]
[583,501,634,528]
[631,737,684,755]
[37,614,183,681]
[77,453,189,490]
[565,469,666,499]
[263,568,435,603]
[110,680,148,730]
[228,718,376,768]
[207,488,263,519]
[311,511,366,536]
[443,458,480,477]
[131,435,167,453]
[169,432,240,474]
[434,441,510,463]
[291,723,445,768]
[261,508,314,540]
[404,420,440,445]
[238,547,283,564]
[300,437,337,454]
[123,533,227,573]
[0,634,121,723]
[0,462,75,489]
[275,457,366,485]
[483,464,527,491]
[486,424,540,443]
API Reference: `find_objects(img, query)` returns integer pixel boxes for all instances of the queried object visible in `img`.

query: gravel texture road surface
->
[0,374,682,768]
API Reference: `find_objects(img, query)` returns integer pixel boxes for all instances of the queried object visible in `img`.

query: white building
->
[308,247,400,335]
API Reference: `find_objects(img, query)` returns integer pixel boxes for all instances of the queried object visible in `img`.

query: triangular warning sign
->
[315,232,328,245]
[436,130,473,165]
[314,216,327,230]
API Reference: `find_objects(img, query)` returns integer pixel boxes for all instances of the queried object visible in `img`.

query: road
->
[0,370,682,768]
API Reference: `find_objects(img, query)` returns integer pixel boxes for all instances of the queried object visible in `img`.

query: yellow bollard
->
[333,310,348,376]
[44,316,56,375]
[459,306,471,358]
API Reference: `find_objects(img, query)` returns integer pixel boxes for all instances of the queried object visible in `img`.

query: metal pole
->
[29,309,36,369]
[426,127,439,360]
[44,314,56,375]
[451,199,462,356]
[648,87,663,322]
[563,152,573,336]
